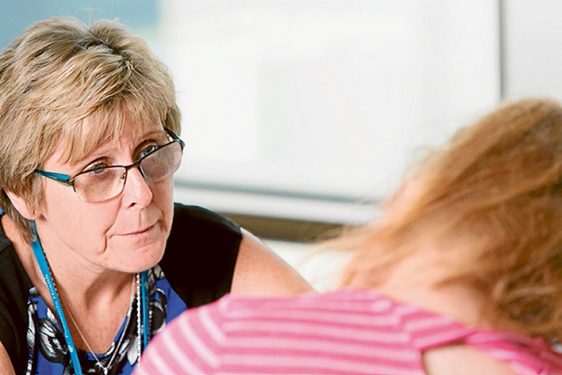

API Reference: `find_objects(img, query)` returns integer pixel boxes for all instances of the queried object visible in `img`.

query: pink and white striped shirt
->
[134,289,562,374]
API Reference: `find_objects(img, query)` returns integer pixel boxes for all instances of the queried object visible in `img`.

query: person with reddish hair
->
[135,98,562,374]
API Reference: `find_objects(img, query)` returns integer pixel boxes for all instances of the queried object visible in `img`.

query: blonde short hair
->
[334,98,562,341]
[0,17,181,241]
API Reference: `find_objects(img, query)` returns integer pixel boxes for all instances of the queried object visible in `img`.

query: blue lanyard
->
[140,271,149,349]
[31,222,149,375]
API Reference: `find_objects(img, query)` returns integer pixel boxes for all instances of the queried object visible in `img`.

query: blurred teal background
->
[0,1,158,49]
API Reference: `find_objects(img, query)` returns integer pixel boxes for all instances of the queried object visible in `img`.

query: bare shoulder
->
[0,342,16,375]
[424,345,516,375]
[230,228,313,295]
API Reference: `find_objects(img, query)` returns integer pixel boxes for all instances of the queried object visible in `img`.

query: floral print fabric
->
[24,265,186,375]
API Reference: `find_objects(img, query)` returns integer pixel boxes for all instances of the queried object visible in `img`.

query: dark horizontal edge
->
[220,211,353,243]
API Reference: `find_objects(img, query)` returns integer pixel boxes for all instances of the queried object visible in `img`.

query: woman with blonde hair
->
[135,98,562,374]
[0,17,310,375]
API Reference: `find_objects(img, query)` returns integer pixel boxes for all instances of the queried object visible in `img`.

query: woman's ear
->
[5,191,39,220]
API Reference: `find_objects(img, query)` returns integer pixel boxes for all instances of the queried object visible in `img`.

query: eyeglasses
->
[35,129,185,203]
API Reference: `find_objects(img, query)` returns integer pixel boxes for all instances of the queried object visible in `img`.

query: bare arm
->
[230,229,313,295]
[0,342,15,375]
[424,345,516,375]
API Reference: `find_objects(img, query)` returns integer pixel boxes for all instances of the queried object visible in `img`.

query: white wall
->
[504,0,562,100]
[151,0,500,223]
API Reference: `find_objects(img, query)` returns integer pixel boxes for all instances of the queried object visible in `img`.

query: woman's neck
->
[31,219,131,306]
[2,215,135,351]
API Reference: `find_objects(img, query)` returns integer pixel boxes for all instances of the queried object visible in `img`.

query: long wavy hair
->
[331,98,562,341]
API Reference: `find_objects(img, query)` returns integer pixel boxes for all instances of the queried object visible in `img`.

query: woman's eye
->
[140,144,159,158]
[85,162,108,174]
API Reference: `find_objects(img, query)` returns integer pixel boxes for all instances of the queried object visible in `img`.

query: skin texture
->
[0,119,311,373]
[28,125,175,275]
[348,189,517,375]
[232,228,310,295]
[0,342,15,375]
[5,123,176,355]
[374,250,517,374]
[423,345,516,375]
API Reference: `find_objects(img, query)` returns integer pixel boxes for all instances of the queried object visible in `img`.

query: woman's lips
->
[119,224,155,236]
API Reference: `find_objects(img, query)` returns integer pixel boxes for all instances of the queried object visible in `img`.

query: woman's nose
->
[121,166,153,208]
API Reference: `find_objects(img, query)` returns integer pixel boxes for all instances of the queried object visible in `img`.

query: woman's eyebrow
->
[135,129,169,147]
[67,128,167,168]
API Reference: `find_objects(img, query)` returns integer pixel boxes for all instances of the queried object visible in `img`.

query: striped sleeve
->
[134,290,562,375]
[397,305,472,351]
[463,332,562,375]
[134,300,226,375]
[400,306,562,375]
[212,293,424,375]
[134,291,428,375]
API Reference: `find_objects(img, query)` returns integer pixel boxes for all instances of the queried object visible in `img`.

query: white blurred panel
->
[152,0,498,213]
[503,0,562,99]
[265,239,351,291]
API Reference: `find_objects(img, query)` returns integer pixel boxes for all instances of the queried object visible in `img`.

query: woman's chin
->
[107,241,166,273]
[108,226,168,272]
[133,246,166,272]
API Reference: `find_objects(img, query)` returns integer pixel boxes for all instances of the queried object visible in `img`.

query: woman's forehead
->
[56,113,164,165]
[82,126,165,156]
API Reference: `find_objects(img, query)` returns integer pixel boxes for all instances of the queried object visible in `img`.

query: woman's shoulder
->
[165,203,242,258]
[171,203,241,235]
[160,204,243,307]
[0,216,33,375]
[165,203,242,264]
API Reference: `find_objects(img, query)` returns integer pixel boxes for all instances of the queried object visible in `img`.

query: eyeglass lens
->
[73,141,183,202]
